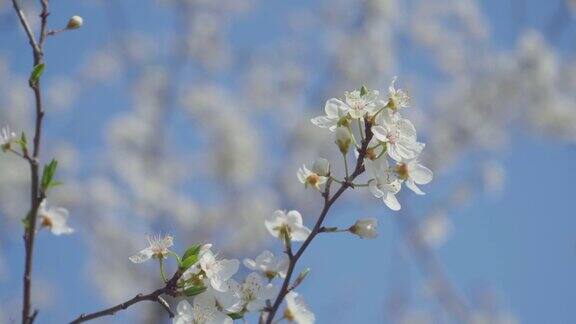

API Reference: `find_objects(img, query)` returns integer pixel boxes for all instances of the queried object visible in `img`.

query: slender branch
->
[70,269,183,323]
[11,1,50,323]
[11,0,41,56]
[265,120,373,324]
[394,209,470,322]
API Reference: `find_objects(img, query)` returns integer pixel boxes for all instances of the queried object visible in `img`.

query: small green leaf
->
[29,63,45,84]
[180,254,198,270]
[293,268,310,288]
[181,244,203,261]
[184,285,206,297]
[360,85,368,96]
[228,312,244,320]
[41,159,58,191]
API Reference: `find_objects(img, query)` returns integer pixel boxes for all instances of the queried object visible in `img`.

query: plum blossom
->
[243,250,288,279]
[311,158,330,176]
[230,272,277,312]
[369,177,402,211]
[342,88,380,119]
[396,159,433,195]
[0,126,17,152]
[310,98,349,131]
[366,157,402,210]
[129,234,173,263]
[372,111,423,162]
[198,248,240,292]
[37,200,74,235]
[297,165,327,191]
[284,291,315,324]
[265,210,311,242]
[173,293,233,324]
[349,218,378,239]
[385,77,410,110]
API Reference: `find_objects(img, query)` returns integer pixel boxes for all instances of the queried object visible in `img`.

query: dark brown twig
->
[264,120,373,324]
[70,269,183,323]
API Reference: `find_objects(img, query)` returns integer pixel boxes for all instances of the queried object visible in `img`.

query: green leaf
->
[228,312,244,320]
[360,85,368,96]
[183,285,206,297]
[180,254,198,270]
[41,159,58,191]
[29,63,45,84]
[18,132,27,152]
[182,244,203,261]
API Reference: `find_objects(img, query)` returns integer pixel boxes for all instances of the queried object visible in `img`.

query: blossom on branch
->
[284,291,315,324]
[129,233,173,263]
[0,126,18,152]
[174,293,233,324]
[37,200,74,235]
[243,250,288,279]
[265,210,311,242]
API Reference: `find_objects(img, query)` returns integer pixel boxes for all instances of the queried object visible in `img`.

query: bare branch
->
[70,269,183,323]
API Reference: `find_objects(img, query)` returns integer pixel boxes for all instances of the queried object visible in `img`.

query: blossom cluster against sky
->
[0,0,575,323]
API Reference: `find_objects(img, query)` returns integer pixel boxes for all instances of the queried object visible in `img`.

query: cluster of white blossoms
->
[309,78,433,211]
[130,232,314,324]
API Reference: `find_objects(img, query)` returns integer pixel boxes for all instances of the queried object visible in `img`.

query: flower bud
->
[312,158,330,176]
[349,218,378,239]
[335,126,352,154]
[66,15,84,30]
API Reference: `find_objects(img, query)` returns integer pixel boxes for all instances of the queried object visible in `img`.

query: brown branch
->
[265,120,373,324]
[70,269,183,323]
[11,1,50,323]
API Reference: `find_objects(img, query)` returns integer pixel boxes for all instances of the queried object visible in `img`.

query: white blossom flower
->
[284,291,315,324]
[369,177,402,211]
[129,233,173,263]
[396,159,433,195]
[349,218,378,239]
[311,158,330,176]
[199,249,240,292]
[385,77,410,110]
[297,165,327,191]
[366,157,402,210]
[0,126,18,152]
[243,250,288,279]
[37,200,74,235]
[173,293,233,324]
[310,98,349,131]
[265,210,311,242]
[372,111,423,162]
[342,88,380,119]
[230,272,277,312]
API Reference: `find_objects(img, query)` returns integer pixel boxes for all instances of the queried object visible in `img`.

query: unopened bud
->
[335,127,352,154]
[349,218,378,239]
[66,16,84,30]
[312,158,330,176]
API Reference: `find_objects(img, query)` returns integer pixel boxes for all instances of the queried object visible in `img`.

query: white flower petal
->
[129,248,154,263]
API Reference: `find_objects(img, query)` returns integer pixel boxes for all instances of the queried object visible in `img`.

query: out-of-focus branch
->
[69,269,183,323]
[264,120,374,324]
[394,209,471,322]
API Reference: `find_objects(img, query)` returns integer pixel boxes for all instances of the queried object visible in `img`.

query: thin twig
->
[11,1,50,323]
[69,269,183,323]
[265,120,373,324]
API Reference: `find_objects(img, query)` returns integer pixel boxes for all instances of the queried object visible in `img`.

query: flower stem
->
[159,259,168,283]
